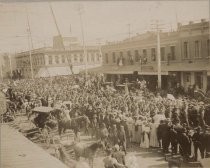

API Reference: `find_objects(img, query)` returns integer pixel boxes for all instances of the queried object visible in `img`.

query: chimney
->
[201,19,206,22]
[189,21,194,25]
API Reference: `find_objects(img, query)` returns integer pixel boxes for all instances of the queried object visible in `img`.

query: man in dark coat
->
[192,126,205,161]
[177,127,191,160]
[161,120,170,153]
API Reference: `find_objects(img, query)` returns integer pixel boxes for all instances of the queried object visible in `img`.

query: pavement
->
[7,115,169,168]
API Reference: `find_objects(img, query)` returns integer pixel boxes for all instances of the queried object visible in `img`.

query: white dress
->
[149,123,159,147]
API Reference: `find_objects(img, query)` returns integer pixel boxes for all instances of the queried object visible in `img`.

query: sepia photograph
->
[0,0,210,168]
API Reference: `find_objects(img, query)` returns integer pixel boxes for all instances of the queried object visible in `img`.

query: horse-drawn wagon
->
[32,106,57,129]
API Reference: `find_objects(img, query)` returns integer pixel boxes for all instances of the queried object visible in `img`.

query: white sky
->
[0,0,209,53]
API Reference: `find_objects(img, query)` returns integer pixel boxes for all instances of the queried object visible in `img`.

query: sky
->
[0,0,209,53]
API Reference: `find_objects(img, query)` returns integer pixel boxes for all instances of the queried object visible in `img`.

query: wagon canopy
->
[32,106,54,113]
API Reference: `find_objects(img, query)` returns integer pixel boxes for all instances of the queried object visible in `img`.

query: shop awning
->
[35,66,75,78]
[161,62,210,72]
[87,65,168,75]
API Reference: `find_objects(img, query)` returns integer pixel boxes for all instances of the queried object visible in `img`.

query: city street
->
[8,115,168,168]
[1,2,209,168]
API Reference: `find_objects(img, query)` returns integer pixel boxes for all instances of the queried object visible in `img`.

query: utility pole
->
[151,20,163,89]
[0,56,3,81]
[96,38,102,64]
[78,5,87,79]
[127,23,131,40]
[8,54,13,79]
[26,7,34,79]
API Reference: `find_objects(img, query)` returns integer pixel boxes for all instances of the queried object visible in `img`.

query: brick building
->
[15,36,102,78]
[94,19,210,92]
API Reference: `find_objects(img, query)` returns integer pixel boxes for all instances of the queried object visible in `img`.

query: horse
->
[73,141,105,168]
[57,114,90,137]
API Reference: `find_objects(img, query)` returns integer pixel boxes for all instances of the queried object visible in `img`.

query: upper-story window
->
[207,39,210,56]
[134,50,139,62]
[194,41,201,58]
[61,55,65,63]
[91,54,95,62]
[87,53,91,62]
[55,55,59,64]
[151,48,156,61]
[97,53,100,61]
[42,56,45,64]
[161,47,165,61]
[183,42,189,58]
[170,46,176,60]
[112,52,116,63]
[105,53,108,64]
[127,50,133,64]
[74,54,78,62]
[143,49,147,57]
[80,54,83,62]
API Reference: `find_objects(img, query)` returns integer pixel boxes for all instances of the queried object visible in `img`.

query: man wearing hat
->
[192,126,205,161]
[161,119,170,153]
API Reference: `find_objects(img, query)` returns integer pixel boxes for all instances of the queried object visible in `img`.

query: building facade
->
[99,19,210,92]
[15,36,102,78]
[0,53,16,80]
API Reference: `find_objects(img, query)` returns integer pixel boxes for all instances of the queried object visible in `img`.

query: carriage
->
[32,106,57,129]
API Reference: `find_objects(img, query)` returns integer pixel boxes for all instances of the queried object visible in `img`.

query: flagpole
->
[8,54,13,79]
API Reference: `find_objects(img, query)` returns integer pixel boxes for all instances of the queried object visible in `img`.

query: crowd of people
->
[1,73,210,167]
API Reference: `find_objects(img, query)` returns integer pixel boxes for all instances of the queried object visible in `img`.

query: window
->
[135,50,139,62]
[143,49,147,57]
[120,51,123,57]
[91,54,94,62]
[55,56,59,64]
[195,72,203,89]
[80,54,83,62]
[112,52,116,63]
[207,39,210,56]
[105,53,108,64]
[194,41,201,58]
[161,47,165,61]
[74,54,77,62]
[43,56,45,64]
[86,54,89,62]
[61,55,65,63]
[97,53,100,61]
[183,42,189,58]
[170,46,176,60]
[186,74,190,83]
[151,48,156,61]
